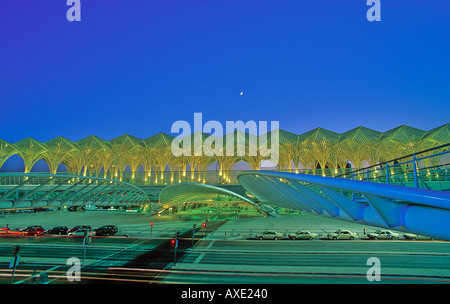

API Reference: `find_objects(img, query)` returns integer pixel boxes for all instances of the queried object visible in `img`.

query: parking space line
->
[193,240,216,264]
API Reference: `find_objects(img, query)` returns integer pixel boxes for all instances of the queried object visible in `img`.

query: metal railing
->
[336,143,450,191]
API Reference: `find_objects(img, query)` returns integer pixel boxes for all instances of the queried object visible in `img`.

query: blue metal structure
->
[238,171,450,240]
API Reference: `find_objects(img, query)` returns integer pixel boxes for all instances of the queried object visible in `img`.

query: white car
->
[255,230,283,240]
[68,229,96,237]
[403,233,433,240]
[327,229,358,240]
[288,230,318,240]
[367,230,399,240]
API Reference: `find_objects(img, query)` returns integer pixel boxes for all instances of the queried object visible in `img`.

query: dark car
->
[95,225,118,236]
[68,225,92,234]
[47,226,69,235]
[21,226,46,236]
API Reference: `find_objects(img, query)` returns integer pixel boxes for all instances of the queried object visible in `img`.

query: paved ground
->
[0,209,430,241]
[0,211,448,284]
[0,210,400,239]
[0,210,195,237]
[162,234,450,284]
[202,213,398,240]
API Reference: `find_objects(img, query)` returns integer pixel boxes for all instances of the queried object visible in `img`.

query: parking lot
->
[197,213,438,242]
[0,210,448,284]
[0,210,438,241]
[0,210,190,238]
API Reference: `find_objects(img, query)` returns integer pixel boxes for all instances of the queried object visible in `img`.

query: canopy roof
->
[1,124,448,176]
[159,182,257,208]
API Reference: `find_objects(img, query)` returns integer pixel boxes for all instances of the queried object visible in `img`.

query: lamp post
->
[192,224,196,247]
[83,229,92,262]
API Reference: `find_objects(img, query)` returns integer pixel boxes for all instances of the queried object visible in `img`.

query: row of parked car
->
[2,225,119,237]
[255,229,433,240]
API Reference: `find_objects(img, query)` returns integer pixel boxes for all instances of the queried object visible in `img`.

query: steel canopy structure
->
[159,182,260,210]
[0,142,448,241]
[0,173,151,210]
[238,171,450,241]
[1,125,448,239]
[158,182,280,217]
[1,124,448,186]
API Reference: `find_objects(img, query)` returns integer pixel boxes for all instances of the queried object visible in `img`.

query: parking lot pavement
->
[164,237,450,284]
[1,211,143,231]
[0,211,200,238]
[204,213,397,240]
[0,211,447,284]
[0,211,437,241]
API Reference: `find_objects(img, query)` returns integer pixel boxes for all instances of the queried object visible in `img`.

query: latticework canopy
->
[1,124,448,178]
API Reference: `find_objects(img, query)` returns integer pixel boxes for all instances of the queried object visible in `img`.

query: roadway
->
[161,239,450,284]
[0,236,163,284]
[0,216,449,284]
[0,237,449,284]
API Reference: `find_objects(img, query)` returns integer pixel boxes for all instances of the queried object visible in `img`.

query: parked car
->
[95,225,118,236]
[68,225,92,234]
[68,225,93,236]
[0,227,21,235]
[327,229,358,240]
[367,230,400,240]
[68,229,95,237]
[288,230,318,240]
[255,230,283,240]
[0,227,10,234]
[21,226,46,236]
[47,226,69,235]
[403,233,434,240]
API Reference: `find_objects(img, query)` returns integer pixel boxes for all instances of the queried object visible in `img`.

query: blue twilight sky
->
[0,0,449,144]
